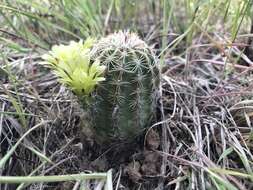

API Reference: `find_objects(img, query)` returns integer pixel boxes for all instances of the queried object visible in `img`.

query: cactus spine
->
[90,31,160,141]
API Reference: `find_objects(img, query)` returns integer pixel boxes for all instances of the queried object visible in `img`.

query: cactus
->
[89,31,160,141]
[41,33,160,142]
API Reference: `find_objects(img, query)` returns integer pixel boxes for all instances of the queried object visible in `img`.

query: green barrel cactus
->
[89,31,160,141]
[41,33,160,143]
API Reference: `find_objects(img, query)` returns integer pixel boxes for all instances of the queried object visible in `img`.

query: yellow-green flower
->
[41,38,106,96]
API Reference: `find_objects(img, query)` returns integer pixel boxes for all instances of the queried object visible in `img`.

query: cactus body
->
[90,31,160,141]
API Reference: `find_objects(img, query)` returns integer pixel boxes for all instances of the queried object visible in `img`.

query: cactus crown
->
[93,31,148,49]
[41,39,106,97]
[92,31,159,82]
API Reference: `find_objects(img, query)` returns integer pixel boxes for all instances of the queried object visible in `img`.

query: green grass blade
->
[0,120,49,170]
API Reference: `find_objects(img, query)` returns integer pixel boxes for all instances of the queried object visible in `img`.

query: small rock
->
[146,129,160,150]
[124,161,142,183]
[91,158,108,171]
[141,162,157,176]
[141,151,161,176]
